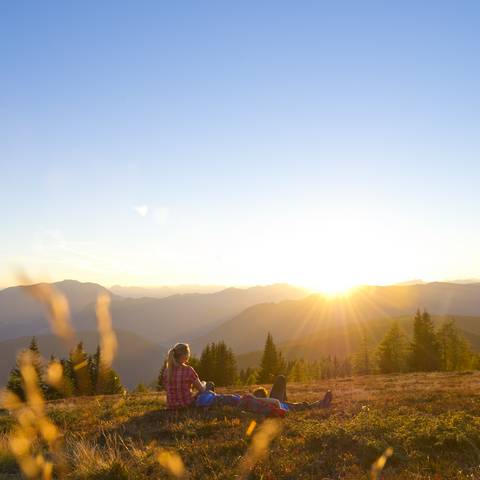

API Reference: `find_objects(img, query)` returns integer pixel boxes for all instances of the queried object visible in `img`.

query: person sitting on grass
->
[163,342,241,409]
[254,375,333,411]
[163,343,206,409]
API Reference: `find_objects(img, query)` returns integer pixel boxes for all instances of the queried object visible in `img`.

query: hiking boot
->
[322,390,333,407]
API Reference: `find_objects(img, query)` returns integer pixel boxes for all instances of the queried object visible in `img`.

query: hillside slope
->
[236,314,480,368]
[193,283,480,354]
[1,372,478,479]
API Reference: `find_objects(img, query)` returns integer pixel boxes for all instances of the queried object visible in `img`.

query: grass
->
[1,371,480,479]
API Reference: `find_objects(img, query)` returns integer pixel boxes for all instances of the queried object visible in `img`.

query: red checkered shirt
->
[163,364,200,408]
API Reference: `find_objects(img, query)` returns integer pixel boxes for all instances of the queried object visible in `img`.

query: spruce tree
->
[67,342,92,396]
[91,345,123,394]
[258,333,279,383]
[44,355,64,400]
[197,341,237,386]
[198,344,215,380]
[6,337,46,401]
[377,322,407,373]
[353,332,373,375]
[409,310,440,371]
[437,319,473,371]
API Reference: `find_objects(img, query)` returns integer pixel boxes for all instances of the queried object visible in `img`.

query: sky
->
[1,1,480,292]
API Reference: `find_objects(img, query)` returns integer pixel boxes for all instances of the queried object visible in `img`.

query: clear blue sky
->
[1,1,480,290]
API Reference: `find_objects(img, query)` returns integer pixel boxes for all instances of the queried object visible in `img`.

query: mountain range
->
[192,283,480,354]
[109,284,226,299]
[0,280,308,343]
[1,280,480,388]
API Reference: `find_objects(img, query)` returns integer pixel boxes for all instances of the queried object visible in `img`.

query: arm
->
[189,366,205,393]
[193,377,206,393]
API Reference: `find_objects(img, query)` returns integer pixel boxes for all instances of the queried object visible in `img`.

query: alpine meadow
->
[2,2,480,479]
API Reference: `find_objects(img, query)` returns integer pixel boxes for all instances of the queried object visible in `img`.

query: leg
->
[306,390,333,409]
[269,375,287,402]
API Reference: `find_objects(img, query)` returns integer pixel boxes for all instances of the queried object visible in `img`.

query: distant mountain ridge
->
[192,282,480,354]
[77,283,310,344]
[0,279,308,344]
[0,280,115,340]
[109,284,226,299]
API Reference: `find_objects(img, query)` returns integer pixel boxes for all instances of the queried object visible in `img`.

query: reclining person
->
[254,375,333,411]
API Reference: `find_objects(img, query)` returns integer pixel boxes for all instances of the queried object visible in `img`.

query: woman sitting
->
[163,343,241,409]
[163,343,205,409]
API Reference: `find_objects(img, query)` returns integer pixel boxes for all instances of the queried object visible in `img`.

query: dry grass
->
[2,371,480,479]
[1,283,479,478]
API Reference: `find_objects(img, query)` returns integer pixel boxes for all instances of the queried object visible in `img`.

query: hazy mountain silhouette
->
[0,280,308,344]
[0,280,115,340]
[76,284,310,344]
[109,284,226,298]
[0,330,166,389]
[235,314,480,369]
[192,283,480,354]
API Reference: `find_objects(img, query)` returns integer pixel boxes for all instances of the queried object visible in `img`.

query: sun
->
[302,271,358,297]
[314,281,356,297]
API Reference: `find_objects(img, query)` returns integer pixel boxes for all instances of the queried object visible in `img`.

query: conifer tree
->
[436,319,473,371]
[44,355,64,400]
[258,333,280,383]
[198,344,215,380]
[353,332,373,375]
[197,341,237,386]
[66,342,92,396]
[289,359,307,382]
[240,367,258,385]
[6,337,46,400]
[91,345,123,394]
[377,322,408,373]
[409,310,440,371]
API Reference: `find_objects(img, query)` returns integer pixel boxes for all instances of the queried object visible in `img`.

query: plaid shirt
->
[163,364,199,408]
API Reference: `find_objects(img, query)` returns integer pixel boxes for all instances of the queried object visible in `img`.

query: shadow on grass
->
[110,406,266,444]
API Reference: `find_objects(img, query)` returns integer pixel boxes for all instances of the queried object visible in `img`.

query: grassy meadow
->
[1,371,480,479]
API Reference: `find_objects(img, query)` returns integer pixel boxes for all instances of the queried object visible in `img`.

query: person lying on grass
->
[163,343,240,409]
[254,375,333,411]
[236,378,332,417]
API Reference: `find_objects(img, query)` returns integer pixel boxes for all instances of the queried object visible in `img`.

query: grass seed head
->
[371,447,394,479]
[95,293,118,368]
[157,448,186,478]
[239,419,283,478]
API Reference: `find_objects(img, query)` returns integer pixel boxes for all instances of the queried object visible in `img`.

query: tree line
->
[9,310,480,398]
[157,311,479,388]
[364,310,479,374]
[7,338,123,400]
